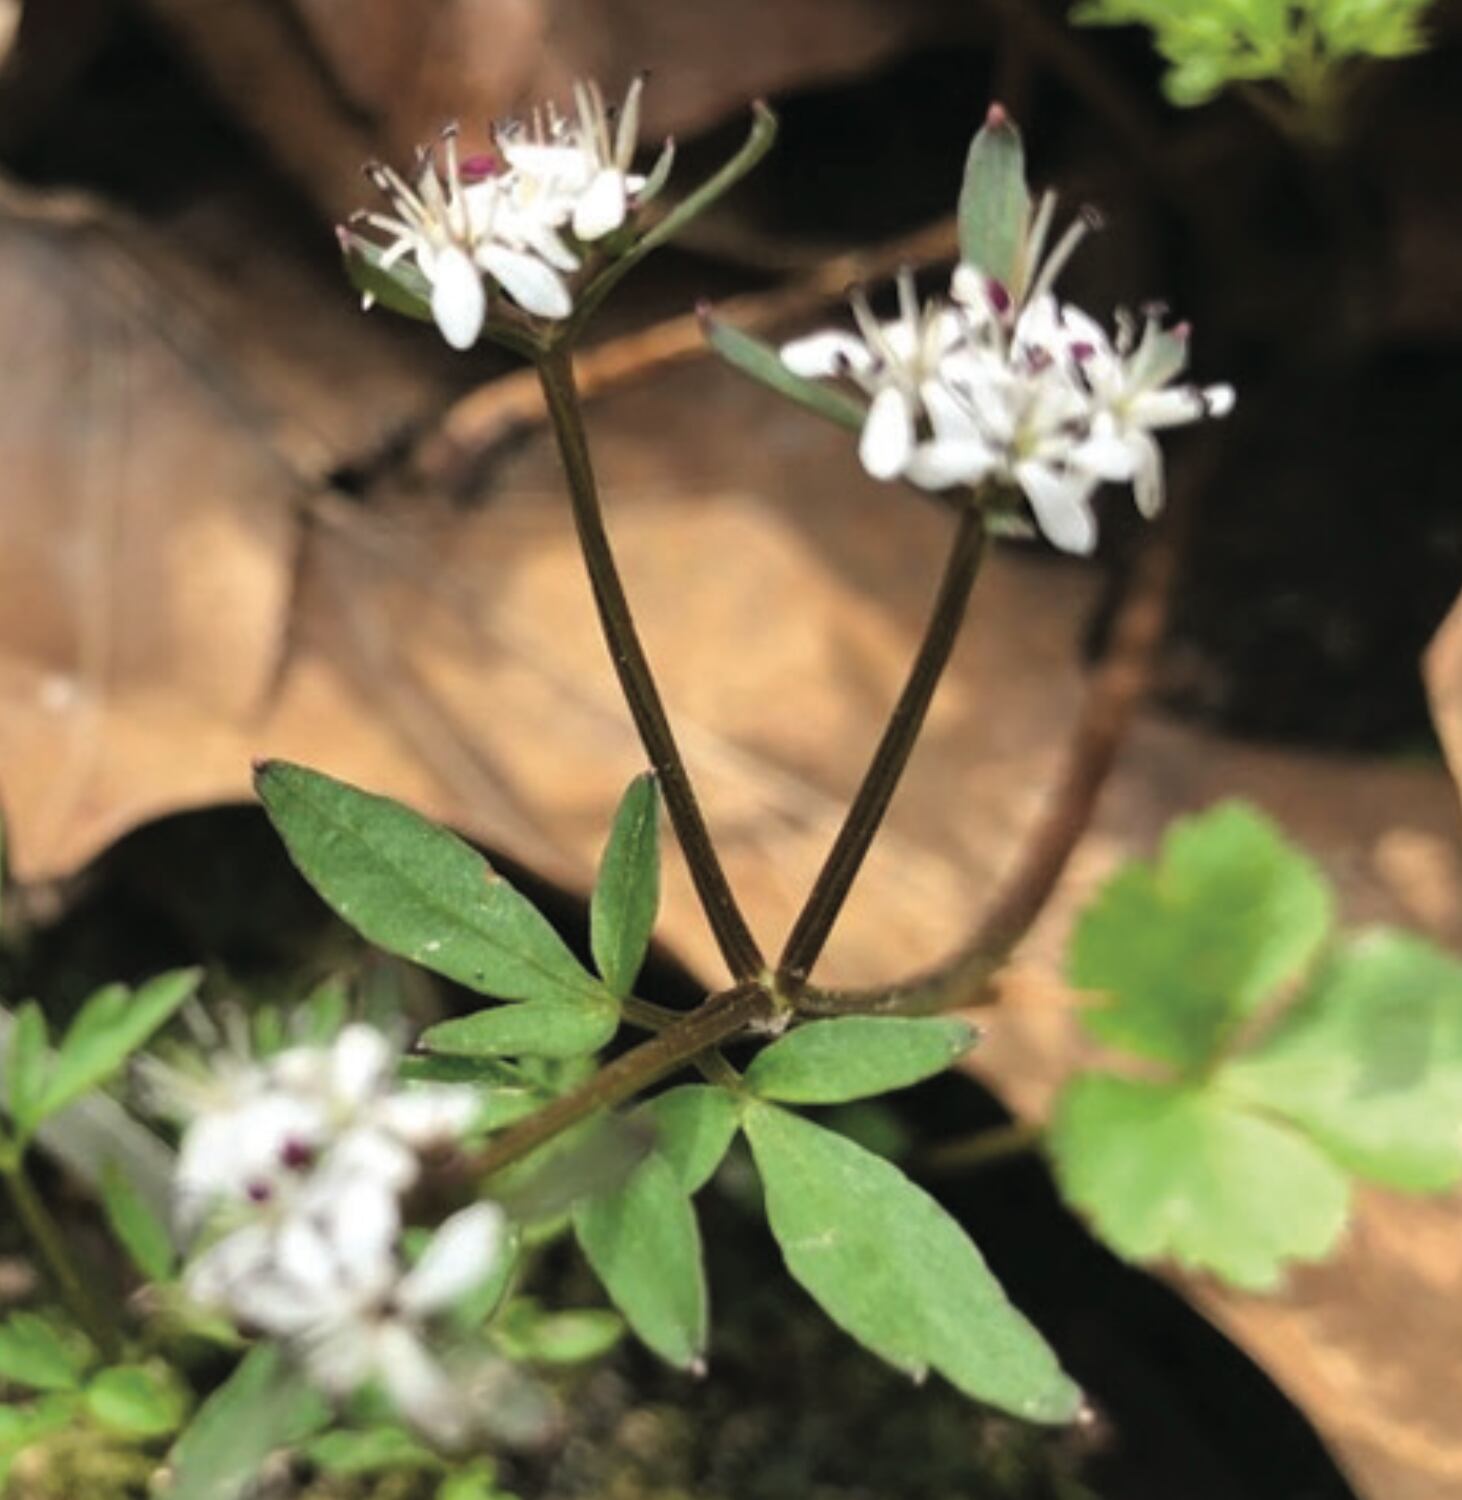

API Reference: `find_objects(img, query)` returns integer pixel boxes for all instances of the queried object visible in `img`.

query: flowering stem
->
[2,1156,123,1362]
[777,505,987,987]
[536,346,764,982]
[465,984,771,1179]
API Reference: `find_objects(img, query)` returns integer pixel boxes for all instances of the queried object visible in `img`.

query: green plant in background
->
[1048,802,1462,1288]
[1070,0,1437,135]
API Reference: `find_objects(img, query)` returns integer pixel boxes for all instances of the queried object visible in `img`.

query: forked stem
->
[778,504,987,986]
[537,347,764,982]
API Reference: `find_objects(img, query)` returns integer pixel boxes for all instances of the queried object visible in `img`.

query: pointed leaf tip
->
[986,102,1009,128]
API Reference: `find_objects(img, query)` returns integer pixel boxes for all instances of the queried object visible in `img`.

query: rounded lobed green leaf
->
[304,1426,441,1476]
[591,773,662,999]
[256,762,610,1011]
[640,1084,741,1193]
[85,1363,191,1438]
[0,1313,89,1393]
[4,1002,53,1139]
[745,1016,977,1104]
[422,1000,617,1060]
[1070,801,1333,1071]
[1049,1072,1350,1290]
[744,1102,1079,1423]
[1222,928,1462,1192]
[573,1153,707,1371]
[957,104,1031,289]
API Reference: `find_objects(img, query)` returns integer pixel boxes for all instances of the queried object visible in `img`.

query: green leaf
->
[957,104,1031,288]
[494,1300,625,1366]
[744,1102,1079,1422]
[5,1001,52,1137]
[168,1346,331,1500]
[573,1152,707,1370]
[85,1363,190,1438]
[0,1394,79,1479]
[422,999,617,1059]
[42,969,200,1119]
[305,1425,442,1476]
[701,315,865,432]
[439,1461,517,1500]
[0,1313,89,1392]
[640,1084,741,1193]
[340,228,434,323]
[1049,1072,1350,1290]
[1071,802,1333,1071]
[591,774,661,999]
[101,1162,177,1282]
[1223,929,1462,1192]
[257,762,611,1011]
[494,1114,655,1225]
[745,1016,976,1104]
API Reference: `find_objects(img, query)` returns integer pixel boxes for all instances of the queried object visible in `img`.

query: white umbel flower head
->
[497,75,673,246]
[781,270,965,482]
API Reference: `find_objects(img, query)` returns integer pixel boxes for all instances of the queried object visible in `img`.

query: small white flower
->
[1063,305,1235,519]
[782,269,965,482]
[496,76,672,246]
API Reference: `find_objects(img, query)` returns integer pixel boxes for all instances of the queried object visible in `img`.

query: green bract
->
[1052,801,1462,1288]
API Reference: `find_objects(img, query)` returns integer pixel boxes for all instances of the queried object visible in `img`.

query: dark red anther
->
[1070,341,1097,362]
[986,102,1009,130]
[280,1138,316,1172]
[986,279,1012,316]
[460,151,504,182]
[246,1180,273,1204]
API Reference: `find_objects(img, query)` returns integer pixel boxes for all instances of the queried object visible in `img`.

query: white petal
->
[573,167,627,241]
[859,386,915,481]
[1128,386,1215,430]
[904,437,997,492]
[476,243,572,320]
[329,1025,394,1109]
[325,1126,420,1194]
[183,1224,272,1308]
[780,330,874,381]
[302,1322,377,1396]
[1017,460,1100,555]
[429,246,487,350]
[398,1203,505,1316]
[376,1323,471,1448]
[377,1087,478,1147]
[1128,430,1166,518]
[1202,382,1236,418]
[1071,419,1138,481]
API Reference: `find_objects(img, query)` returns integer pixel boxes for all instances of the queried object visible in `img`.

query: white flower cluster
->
[782,199,1234,554]
[161,1023,500,1447]
[353,77,673,350]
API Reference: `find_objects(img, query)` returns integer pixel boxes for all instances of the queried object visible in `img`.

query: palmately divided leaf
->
[257,762,610,1011]
[745,1102,1079,1422]
[85,1363,191,1438]
[422,999,617,1060]
[573,1152,707,1370]
[640,1085,741,1193]
[745,1016,976,1104]
[1070,801,1333,1071]
[1222,928,1462,1192]
[591,773,662,999]
[1049,1072,1350,1290]
[4,1002,53,1139]
[958,105,1031,289]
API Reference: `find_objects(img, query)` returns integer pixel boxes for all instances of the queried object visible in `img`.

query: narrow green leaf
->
[168,1346,331,1500]
[5,1001,52,1137]
[746,1017,976,1104]
[339,229,434,323]
[702,316,865,432]
[591,774,661,999]
[957,104,1031,287]
[85,1363,190,1438]
[495,1300,624,1366]
[1071,802,1333,1070]
[0,1313,88,1393]
[304,1426,442,1476]
[256,762,610,1011]
[422,999,617,1059]
[1049,1072,1350,1290]
[574,1153,707,1370]
[640,1085,741,1193]
[101,1162,177,1282]
[745,1102,1079,1422]
[1223,929,1462,1192]
[43,969,200,1119]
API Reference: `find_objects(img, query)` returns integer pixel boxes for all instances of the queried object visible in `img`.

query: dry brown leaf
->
[136,0,954,222]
